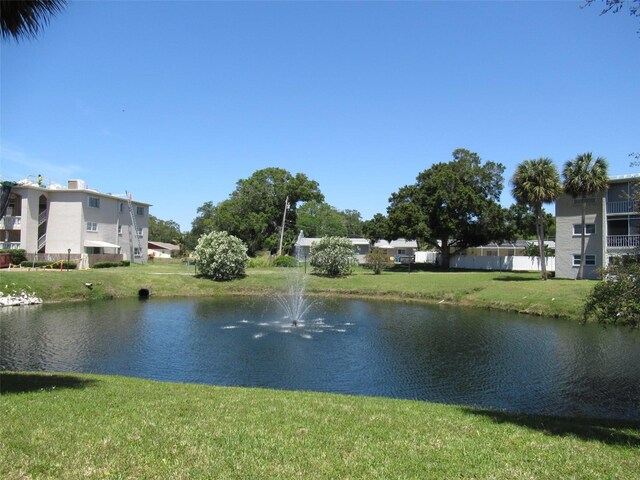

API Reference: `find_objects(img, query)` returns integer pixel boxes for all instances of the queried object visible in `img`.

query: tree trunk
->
[440,237,450,269]
[535,204,547,281]
[578,197,586,280]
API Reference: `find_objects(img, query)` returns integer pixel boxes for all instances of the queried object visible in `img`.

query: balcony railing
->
[0,216,21,230]
[607,235,640,248]
[607,200,639,214]
[0,242,21,249]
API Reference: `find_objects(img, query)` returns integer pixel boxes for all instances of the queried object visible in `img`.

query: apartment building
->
[555,173,639,279]
[0,178,150,265]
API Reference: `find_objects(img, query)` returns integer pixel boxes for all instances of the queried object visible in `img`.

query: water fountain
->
[275,265,313,327]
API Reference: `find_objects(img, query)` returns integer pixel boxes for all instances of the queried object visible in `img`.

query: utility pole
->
[278,196,290,257]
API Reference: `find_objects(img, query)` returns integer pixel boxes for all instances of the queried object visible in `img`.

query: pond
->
[1,296,639,420]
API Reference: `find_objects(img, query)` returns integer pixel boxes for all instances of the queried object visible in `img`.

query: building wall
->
[19,188,43,253]
[46,191,84,253]
[555,192,606,279]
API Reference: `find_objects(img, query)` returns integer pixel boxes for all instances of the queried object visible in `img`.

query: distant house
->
[0,177,150,267]
[293,233,417,264]
[555,173,639,279]
[148,241,180,259]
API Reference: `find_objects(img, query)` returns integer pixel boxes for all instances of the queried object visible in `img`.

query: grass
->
[1,260,594,320]
[1,372,639,479]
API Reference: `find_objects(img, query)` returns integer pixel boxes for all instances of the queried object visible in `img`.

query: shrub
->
[584,261,640,329]
[365,248,393,274]
[1,249,27,264]
[273,255,297,268]
[248,252,273,268]
[120,260,131,267]
[93,261,121,269]
[310,236,356,277]
[194,231,249,281]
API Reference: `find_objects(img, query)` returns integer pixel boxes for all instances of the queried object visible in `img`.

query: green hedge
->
[93,261,130,269]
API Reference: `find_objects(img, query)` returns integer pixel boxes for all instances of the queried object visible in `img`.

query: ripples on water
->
[1,296,639,420]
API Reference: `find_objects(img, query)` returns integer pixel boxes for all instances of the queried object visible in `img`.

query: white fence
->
[448,255,555,272]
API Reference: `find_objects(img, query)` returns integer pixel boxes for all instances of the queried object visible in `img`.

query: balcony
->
[607,235,640,248]
[607,200,639,215]
[0,242,22,249]
[0,216,22,230]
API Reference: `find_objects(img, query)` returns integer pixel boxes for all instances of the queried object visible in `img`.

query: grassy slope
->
[1,372,638,479]
[2,262,593,320]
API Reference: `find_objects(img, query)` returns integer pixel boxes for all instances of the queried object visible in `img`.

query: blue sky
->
[2,1,638,232]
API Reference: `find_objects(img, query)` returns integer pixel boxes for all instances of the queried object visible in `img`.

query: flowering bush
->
[194,231,249,281]
[310,236,356,277]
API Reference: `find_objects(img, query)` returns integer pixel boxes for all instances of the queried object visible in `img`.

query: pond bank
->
[1,264,594,321]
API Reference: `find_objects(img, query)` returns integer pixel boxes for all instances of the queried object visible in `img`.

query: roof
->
[295,237,417,248]
[609,173,640,183]
[148,241,180,251]
[12,178,152,206]
[373,239,418,249]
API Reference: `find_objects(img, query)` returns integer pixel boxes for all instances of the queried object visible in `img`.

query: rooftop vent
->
[68,179,87,190]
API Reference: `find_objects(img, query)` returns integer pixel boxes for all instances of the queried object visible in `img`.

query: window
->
[119,203,124,213]
[136,206,145,216]
[572,254,596,267]
[136,227,143,237]
[118,225,123,235]
[88,197,100,208]
[397,249,406,255]
[86,222,98,232]
[573,223,595,235]
[134,247,142,257]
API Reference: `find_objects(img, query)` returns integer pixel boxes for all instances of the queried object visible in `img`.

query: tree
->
[581,0,640,33]
[194,231,249,281]
[296,201,347,238]
[148,215,182,245]
[340,209,363,237]
[362,213,391,245]
[504,203,555,241]
[365,248,392,274]
[190,168,323,256]
[1,0,66,41]
[584,259,640,329]
[511,158,562,280]
[387,149,506,268]
[562,153,609,280]
[582,0,639,15]
[310,236,357,277]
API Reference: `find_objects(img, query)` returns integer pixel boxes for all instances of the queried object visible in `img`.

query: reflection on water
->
[1,296,639,420]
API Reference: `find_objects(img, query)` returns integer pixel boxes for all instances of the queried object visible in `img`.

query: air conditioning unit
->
[68,179,87,190]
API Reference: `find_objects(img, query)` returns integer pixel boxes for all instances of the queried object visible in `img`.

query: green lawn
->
[2,261,594,320]
[1,372,638,479]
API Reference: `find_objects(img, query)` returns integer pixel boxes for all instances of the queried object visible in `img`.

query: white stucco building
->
[0,178,150,267]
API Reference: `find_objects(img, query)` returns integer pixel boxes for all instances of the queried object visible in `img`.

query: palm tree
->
[562,153,609,280]
[511,158,562,280]
[1,0,66,41]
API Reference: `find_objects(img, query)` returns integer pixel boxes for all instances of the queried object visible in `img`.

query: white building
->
[0,177,150,267]
[293,233,418,264]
